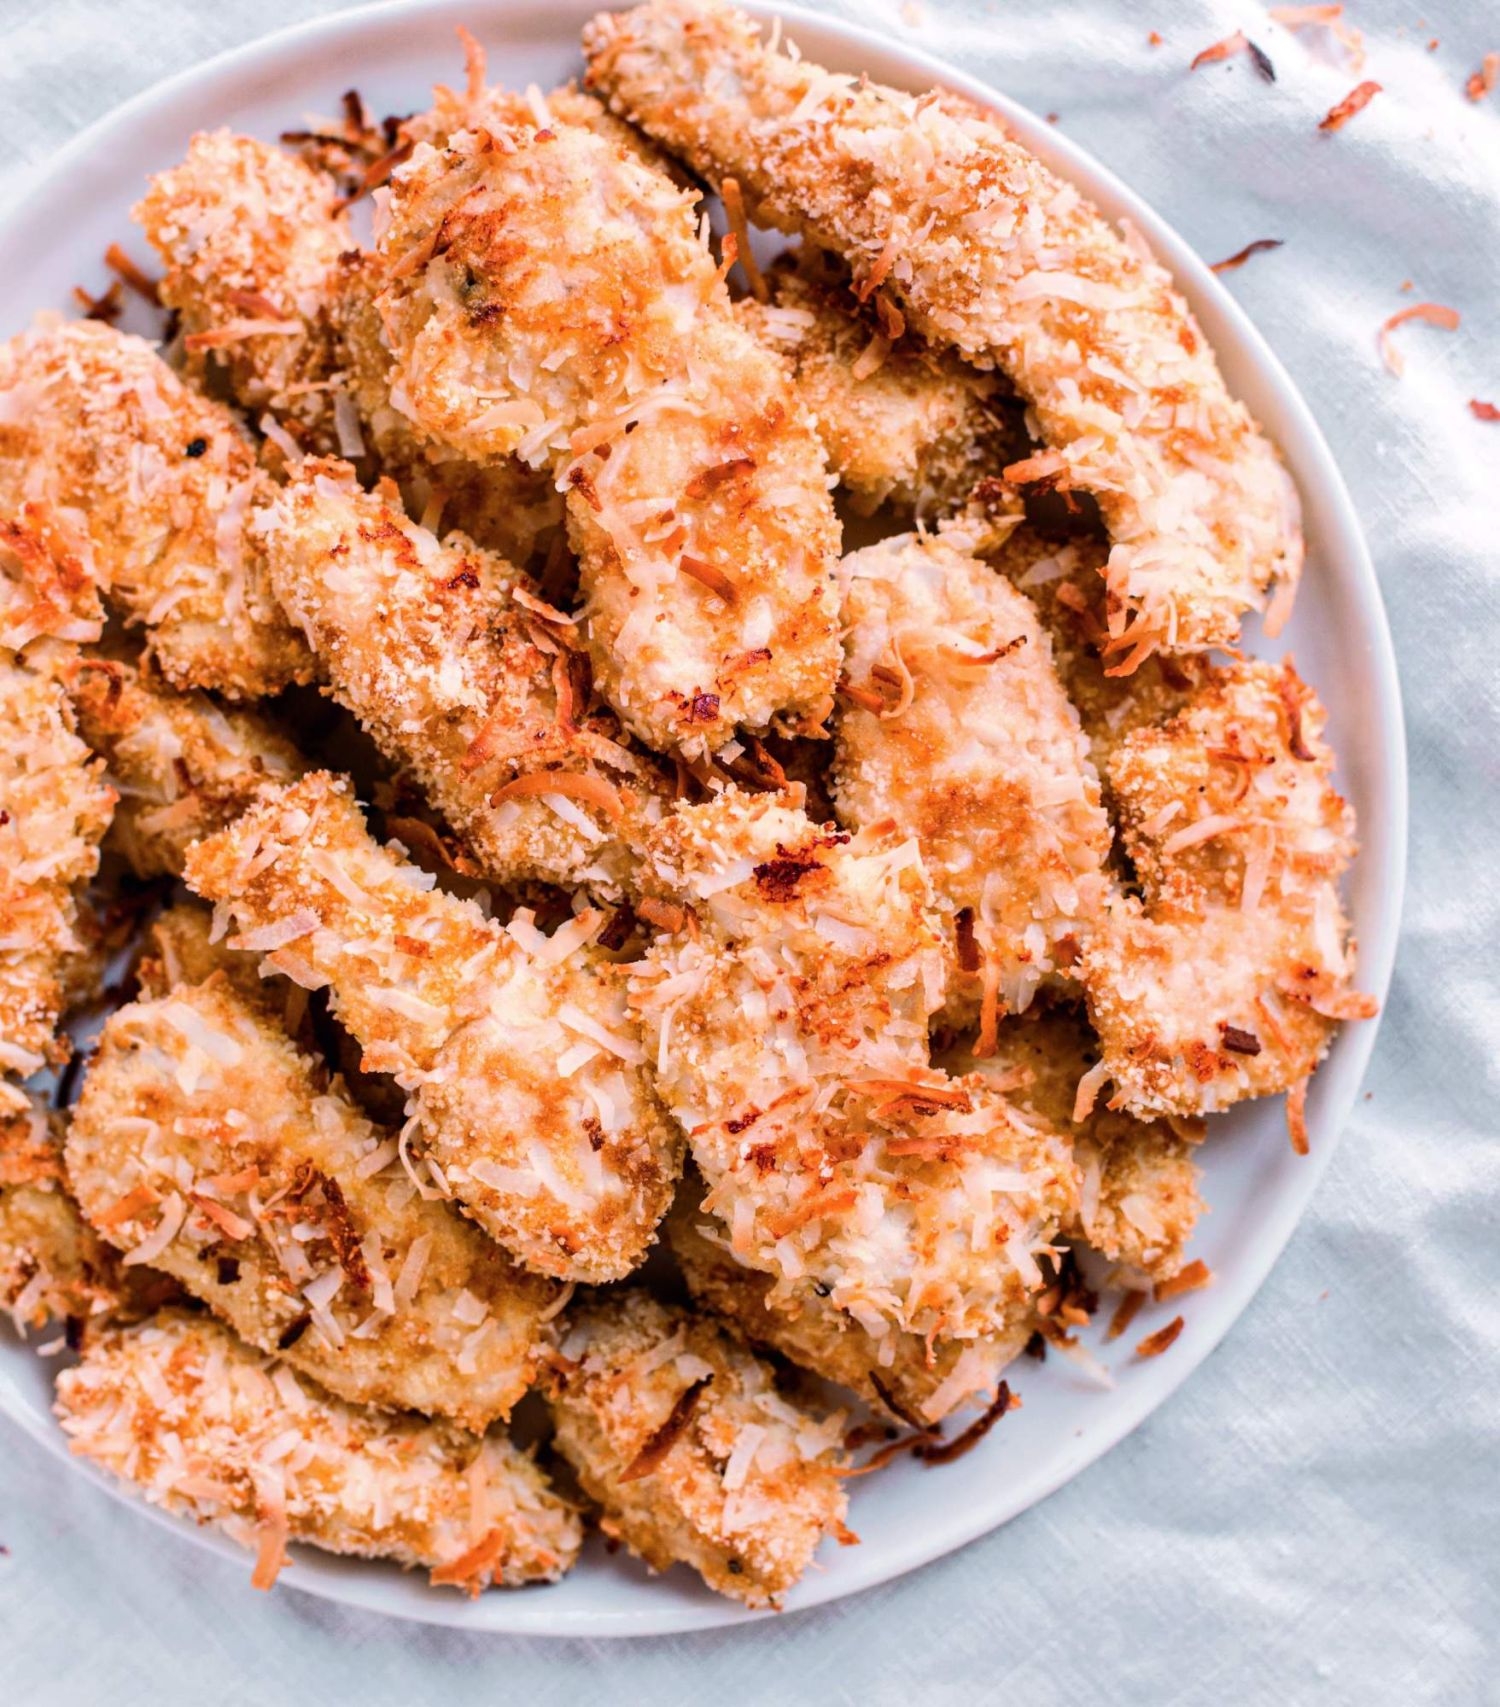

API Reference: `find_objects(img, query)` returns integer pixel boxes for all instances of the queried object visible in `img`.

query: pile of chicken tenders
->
[0,0,1375,1609]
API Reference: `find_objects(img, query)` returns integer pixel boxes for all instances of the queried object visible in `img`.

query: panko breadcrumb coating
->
[56,1309,582,1593]
[740,250,1022,518]
[376,120,841,757]
[583,0,1303,662]
[66,977,557,1430]
[0,320,315,697]
[630,790,1078,1343]
[66,649,305,879]
[948,1008,1204,1285]
[1,1097,169,1331]
[259,459,669,897]
[134,900,283,1011]
[546,1290,848,1606]
[0,655,114,1106]
[1,505,104,652]
[832,532,1111,1045]
[184,771,682,1282]
[666,1179,1022,1425]
[135,129,352,448]
[1085,659,1375,1125]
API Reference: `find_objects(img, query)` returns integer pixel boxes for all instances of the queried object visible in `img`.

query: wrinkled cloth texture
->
[0,0,1495,1702]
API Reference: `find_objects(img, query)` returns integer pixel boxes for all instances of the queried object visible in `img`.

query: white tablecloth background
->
[1,1,1495,1701]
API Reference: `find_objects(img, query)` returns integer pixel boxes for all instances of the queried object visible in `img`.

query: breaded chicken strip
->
[135,129,351,448]
[546,1290,847,1607]
[56,1310,582,1592]
[740,250,1021,518]
[376,122,841,757]
[584,0,1303,662]
[1,1097,172,1332]
[66,649,304,879]
[1085,660,1375,1130]
[184,772,681,1281]
[0,657,114,1107]
[259,460,668,897]
[832,533,1110,1047]
[631,790,1077,1343]
[948,1008,1204,1285]
[666,1178,1021,1425]
[1,505,104,652]
[67,977,556,1430]
[0,320,314,697]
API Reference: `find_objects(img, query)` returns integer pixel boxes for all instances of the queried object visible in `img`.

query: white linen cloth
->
[0,1,1495,1701]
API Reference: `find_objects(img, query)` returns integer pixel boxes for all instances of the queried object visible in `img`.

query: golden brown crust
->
[183,771,682,1282]
[832,532,1111,1037]
[0,654,114,1097]
[376,120,841,757]
[546,1290,847,1606]
[259,459,668,897]
[666,1178,1024,1423]
[66,976,557,1430]
[0,319,315,697]
[66,649,305,879]
[57,1309,581,1592]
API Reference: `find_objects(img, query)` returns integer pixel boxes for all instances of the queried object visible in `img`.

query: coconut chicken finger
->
[66,977,556,1430]
[0,656,114,1110]
[630,790,1078,1343]
[833,533,1111,1050]
[1084,659,1375,1135]
[546,1290,848,1607]
[0,320,314,697]
[56,1310,582,1593]
[184,772,681,1281]
[376,121,841,758]
[66,649,305,880]
[584,0,1303,663]
[740,250,1021,519]
[948,1008,1204,1286]
[135,129,352,449]
[259,460,668,897]
[666,1178,1021,1426]
[1,506,104,653]
[1,1097,171,1333]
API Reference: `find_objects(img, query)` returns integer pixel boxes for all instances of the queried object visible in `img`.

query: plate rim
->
[0,0,1408,1639]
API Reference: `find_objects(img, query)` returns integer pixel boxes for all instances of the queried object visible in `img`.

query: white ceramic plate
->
[0,0,1405,1639]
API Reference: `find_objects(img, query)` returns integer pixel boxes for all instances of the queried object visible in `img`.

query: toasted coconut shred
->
[0,0,1384,1616]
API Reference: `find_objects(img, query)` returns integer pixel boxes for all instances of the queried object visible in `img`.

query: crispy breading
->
[947,488,1211,776]
[1,504,104,652]
[66,649,304,879]
[259,459,668,897]
[583,0,1303,661]
[1,1097,171,1331]
[947,1008,1204,1284]
[376,121,841,757]
[740,250,1022,518]
[630,789,1078,1343]
[135,129,352,447]
[66,977,557,1430]
[666,1177,1023,1424]
[0,319,315,697]
[134,900,283,1011]
[0,655,114,1103]
[1084,659,1374,1121]
[832,532,1110,1041]
[183,771,682,1282]
[56,1309,582,1592]
[329,249,566,568]
[546,1290,847,1606]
